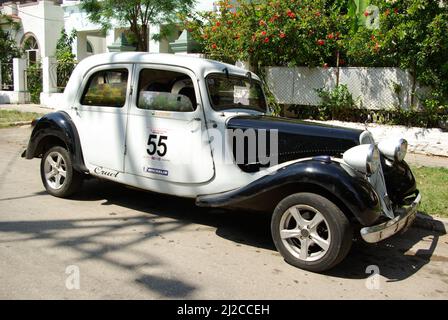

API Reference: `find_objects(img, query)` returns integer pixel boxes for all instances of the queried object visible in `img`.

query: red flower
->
[216,21,221,27]
[227,20,232,25]
[259,19,266,26]
[212,26,217,32]
[202,34,208,39]
[371,35,376,40]
[211,43,217,49]
[364,10,370,17]
[394,8,399,14]
[385,9,390,16]
[279,32,286,39]
[261,31,267,36]
[315,11,321,17]
[264,37,269,43]
[287,10,296,19]
[327,33,334,40]
[317,39,325,46]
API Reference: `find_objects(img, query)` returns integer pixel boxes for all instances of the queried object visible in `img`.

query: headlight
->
[378,138,408,162]
[343,144,380,175]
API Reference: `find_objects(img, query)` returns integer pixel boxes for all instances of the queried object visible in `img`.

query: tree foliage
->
[82,0,195,51]
[0,14,22,64]
[184,0,448,102]
[55,30,77,90]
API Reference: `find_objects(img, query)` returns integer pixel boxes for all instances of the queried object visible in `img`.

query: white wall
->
[266,67,425,110]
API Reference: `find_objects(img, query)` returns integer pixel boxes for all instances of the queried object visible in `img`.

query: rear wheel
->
[271,192,352,272]
[40,146,82,198]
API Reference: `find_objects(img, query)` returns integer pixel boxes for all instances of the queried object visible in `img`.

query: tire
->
[271,192,352,272]
[40,146,83,198]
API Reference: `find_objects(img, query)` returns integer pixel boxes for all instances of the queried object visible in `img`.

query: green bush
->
[56,30,77,92]
[316,84,360,120]
[26,63,42,104]
[288,103,448,129]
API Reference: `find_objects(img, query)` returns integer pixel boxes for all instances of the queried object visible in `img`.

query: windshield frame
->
[205,72,267,113]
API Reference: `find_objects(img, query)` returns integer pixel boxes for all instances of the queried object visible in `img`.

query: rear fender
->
[24,111,87,173]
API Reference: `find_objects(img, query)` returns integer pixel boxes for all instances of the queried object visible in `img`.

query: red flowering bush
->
[182,0,347,70]
[183,0,447,101]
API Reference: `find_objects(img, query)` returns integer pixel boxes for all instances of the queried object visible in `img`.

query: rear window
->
[81,69,128,107]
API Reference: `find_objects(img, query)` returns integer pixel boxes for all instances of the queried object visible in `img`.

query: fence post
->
[13,58,26,93]
[42,56,57,94]
[0,62,2,89]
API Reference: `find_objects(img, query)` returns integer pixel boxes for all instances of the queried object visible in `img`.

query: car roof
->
[76,52,256,79]
[62,52,258,108]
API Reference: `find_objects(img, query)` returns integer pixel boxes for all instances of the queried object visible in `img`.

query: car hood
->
[226,115,364,165]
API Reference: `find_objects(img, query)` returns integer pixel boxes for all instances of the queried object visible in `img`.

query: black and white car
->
[22,53,420,272]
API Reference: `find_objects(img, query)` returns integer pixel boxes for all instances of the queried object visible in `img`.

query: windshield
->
[206,74,267,113]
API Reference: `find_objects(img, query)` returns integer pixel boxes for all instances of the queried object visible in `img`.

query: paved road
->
[0,126,447,299]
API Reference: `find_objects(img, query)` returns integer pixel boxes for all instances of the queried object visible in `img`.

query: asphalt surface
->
[0,126,447,299]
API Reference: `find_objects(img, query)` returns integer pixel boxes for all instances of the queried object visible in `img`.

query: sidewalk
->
[406,153,448,168]
[0,103,52,114]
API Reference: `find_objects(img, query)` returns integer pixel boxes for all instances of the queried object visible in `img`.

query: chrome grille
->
[368,163,395,219]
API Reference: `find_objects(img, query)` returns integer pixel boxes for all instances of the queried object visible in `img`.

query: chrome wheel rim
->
[44,151,67,190]
[279,204,331,262]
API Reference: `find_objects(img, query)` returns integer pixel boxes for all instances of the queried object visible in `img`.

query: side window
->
[137,68,197,112]
[81,69,128,107]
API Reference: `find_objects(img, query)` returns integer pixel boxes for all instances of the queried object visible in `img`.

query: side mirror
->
[138,91,194,112]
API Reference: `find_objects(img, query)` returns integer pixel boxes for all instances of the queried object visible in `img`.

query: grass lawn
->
[412,166,448,218]
[0,110,43,128]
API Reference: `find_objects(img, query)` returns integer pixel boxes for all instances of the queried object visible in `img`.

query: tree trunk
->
[130,22,147,52]
[138,24,148,52]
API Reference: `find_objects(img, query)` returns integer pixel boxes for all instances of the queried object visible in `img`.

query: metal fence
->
[265,67,425,110]
[50,61,77,93]
[0,62,14,91]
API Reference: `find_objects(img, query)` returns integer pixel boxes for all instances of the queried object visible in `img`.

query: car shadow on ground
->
[66,178,447,282]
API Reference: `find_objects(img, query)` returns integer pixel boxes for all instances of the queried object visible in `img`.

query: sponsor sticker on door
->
[143,166,169,176]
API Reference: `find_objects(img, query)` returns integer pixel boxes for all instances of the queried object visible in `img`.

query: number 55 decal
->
[147,134,168,157]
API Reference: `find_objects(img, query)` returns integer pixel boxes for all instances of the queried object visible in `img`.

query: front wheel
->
[40,146,83,198]
[271,193,353,272]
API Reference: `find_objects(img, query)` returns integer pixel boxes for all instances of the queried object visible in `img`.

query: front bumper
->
[360,192,421,243]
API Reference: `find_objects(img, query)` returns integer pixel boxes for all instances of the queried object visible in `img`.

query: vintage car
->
[22,52,420,272]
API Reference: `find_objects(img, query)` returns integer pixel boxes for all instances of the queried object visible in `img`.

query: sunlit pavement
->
[0,126,447,299]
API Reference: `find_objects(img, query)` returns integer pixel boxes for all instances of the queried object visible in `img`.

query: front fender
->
[196,159,382,226]
[24,111,87,173]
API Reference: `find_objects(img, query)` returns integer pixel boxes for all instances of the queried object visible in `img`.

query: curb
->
[413,213,448,234]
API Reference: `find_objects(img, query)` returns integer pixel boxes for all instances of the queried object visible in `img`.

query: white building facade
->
[0,0,215,104]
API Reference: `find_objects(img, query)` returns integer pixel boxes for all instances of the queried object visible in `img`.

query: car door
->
[71,64,132,172]
[124,64,215,184]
